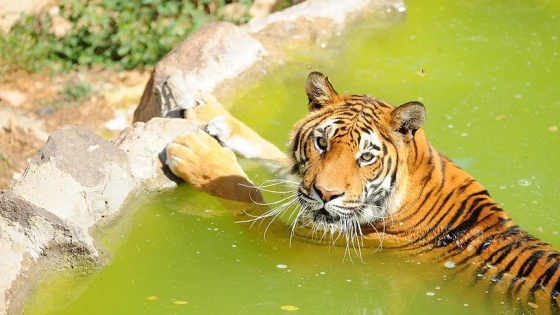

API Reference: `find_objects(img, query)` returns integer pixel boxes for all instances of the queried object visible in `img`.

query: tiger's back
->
[379,128,560,309]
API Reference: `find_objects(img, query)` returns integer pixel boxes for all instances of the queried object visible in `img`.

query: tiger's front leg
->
[206,114,287,163]
[165,75,289,202]
[166,74,289,166]
[166,130,264,203]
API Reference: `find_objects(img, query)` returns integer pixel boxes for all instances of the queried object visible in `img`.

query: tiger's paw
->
[166,129,245,187]
[207,115,288,162]
[166,130,264,203]
[183,93,230,128]
[165,74,230,126]
[206,115,242,151]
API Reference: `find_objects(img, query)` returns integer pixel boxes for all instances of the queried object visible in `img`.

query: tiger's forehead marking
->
[315,103,384,145]
[358,131,382,152]
[314,120,337,137]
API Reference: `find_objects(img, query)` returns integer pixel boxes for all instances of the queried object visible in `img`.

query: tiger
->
[165,71,560,313]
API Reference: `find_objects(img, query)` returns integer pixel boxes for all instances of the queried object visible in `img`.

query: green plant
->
[61,81,93,103]
[38,81,93,109]
[0,0,253,73]
[0,14,54,72]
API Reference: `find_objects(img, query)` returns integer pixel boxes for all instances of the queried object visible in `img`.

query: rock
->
[12,127,136,236]
[0,89,27,107]
[133,22,267,122]
[3,118,197,313]
[246,0,406,52]
[249,0,280,18]
[0,190,98,315]
[247,0,369,34]
[0,106,49,142]
[12,119,196,235]
[112,117,197,189]
[248,0,405,34]
[134,0,406,123]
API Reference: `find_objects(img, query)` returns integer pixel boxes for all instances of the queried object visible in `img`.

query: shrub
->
[0,0,253,73]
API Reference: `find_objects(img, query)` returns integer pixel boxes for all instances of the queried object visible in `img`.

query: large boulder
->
[0,190,97,314]
[12,119,197,233]
[133,22,267,122]
[112,117,197,188]
[12,126,136,238]
[133,0,406,123]
[247,0,405,48]
[2,118,196,314]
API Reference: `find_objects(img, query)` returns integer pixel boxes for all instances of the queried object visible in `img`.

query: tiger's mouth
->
[297,208,347,233]
[313,208,339,224]
[296,200,361,231]
[295,187,391,234]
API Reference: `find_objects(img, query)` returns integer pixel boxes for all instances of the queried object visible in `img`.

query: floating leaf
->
[280,305,299,311]
[173,300,189,305]
[146,296,158,301]
[528,302,539,309]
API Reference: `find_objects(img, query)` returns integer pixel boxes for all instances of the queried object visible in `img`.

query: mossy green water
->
[25,0,559,314]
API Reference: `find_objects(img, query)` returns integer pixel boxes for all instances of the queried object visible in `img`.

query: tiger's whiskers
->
[238,179,394,262]
[238,179,300,241]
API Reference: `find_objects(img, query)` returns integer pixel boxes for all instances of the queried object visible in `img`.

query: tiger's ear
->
[305,72,341,111]
[390,101,426,141]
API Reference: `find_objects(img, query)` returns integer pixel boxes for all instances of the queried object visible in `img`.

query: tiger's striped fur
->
[289,72,560,312]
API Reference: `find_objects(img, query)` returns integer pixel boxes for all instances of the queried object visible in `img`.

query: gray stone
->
[2,118,198,313]
[12,127,136,237]
[0,190,97,315]
[246,0,405,34]
[133,0,406,123]
[133,22,267,122]
[112,117,197,189]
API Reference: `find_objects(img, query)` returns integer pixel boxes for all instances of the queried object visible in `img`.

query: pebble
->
[0,89,27,107]
[104,109,130,131]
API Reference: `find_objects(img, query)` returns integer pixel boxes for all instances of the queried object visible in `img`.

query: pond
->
[26,0,559,314]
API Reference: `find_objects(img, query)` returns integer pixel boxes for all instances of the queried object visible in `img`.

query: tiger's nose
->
[314,184,345,202]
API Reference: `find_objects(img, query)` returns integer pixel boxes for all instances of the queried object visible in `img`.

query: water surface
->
[26,0,560,314]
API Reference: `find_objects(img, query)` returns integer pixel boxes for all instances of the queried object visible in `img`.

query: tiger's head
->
[289,72,426,235]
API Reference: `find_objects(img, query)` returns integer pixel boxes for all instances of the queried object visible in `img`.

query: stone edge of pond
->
[0,0,405,313]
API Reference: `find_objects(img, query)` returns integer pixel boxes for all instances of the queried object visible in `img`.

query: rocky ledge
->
[0,0,405,313]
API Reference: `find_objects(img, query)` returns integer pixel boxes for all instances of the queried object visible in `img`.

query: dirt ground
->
[0,68,151,189]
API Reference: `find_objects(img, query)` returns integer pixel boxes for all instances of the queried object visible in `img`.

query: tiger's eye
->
[360,152,375,163]
[315,136,328,151]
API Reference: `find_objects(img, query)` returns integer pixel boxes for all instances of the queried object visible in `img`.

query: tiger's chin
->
[295,202,388,238]
[293,184,394,240]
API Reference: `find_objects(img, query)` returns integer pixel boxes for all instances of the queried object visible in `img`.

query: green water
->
[26,0,560,314]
